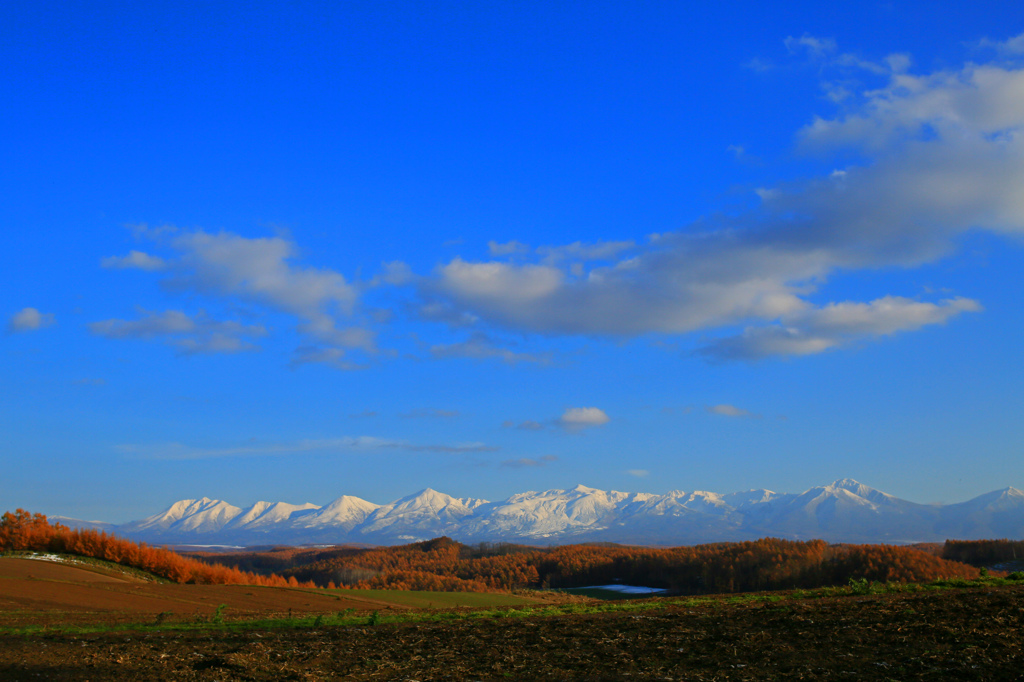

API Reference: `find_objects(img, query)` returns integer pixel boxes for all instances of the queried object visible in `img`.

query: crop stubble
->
[1,585,1022,680]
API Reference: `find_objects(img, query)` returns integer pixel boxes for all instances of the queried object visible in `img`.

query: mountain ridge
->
[51,480,1024,546]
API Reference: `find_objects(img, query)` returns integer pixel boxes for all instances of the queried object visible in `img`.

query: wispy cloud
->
[488,240,530,256]
[784,33,837,60]
[706,404,760,419]
[289,346,368,371]
[500,455,558,468]
[117,436,498,460]
[100,226,374,360]
[429,332,550,365]
[349,410,378,419]
[503,420,545,431]
[399,408,461,419]
[699,296,981,361]
[72,378,107,386]
[101,250,167,271]
[89,309,266,355]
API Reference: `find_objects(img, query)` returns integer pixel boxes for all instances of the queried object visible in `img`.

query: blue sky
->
[4,1,1024,522]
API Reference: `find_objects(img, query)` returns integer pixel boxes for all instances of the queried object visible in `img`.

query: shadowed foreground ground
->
[1,585,1022,680]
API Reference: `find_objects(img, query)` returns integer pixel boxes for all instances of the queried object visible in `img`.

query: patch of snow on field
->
[23,553,67,563]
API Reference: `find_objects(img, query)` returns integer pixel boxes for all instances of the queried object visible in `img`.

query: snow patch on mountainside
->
[83,479,1024,546]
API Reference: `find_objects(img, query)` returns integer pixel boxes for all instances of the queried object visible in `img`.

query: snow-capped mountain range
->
[54,480,1024,546]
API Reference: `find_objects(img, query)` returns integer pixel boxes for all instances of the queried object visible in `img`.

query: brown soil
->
[0,558,414,628]
[1,584,1022,680]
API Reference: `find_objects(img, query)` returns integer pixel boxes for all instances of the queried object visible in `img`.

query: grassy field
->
[329,587,533,609]
[2,580,1022,679]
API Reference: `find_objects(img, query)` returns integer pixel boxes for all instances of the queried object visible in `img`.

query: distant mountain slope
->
[56,480,1024,546]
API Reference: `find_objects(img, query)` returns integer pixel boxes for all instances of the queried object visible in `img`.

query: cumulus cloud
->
[166,229,358,317]
[410,40,1024,357]
[706,404,760,419]
[559,407,611,430]
[7,308,55,333]
[429,332,550,365]
[103,227,372,360]
[89,309,266,355]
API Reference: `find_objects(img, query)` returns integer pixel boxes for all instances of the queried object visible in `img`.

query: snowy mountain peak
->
[99,480,1024,546]
[831,478,864,489]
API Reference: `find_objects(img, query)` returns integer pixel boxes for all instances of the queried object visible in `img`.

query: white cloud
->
[103,228,372,361]
[976,32,1024,56]
[627,469,650,477]
[289,346,367,371]
[376,260,415,286]
[488,240,530,256]
[700,296,981,361]
[559,407,610,430]
[429,332,550,365]
[89,309,266,355]
[411,44,1023,357]
[706,404,760,419]
[101,250,167,271]
[7,308,55,333]
[784,34,837,60]
[166,229,358,318]
[536,240,635,263]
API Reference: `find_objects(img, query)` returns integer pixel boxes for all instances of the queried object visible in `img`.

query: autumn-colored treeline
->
[943,539,1024,566]
[186,545,365,576]
[202,535,981,594]
[0,510,313,588]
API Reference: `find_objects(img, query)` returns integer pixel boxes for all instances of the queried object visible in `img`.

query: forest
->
[0,509,309,587]
[6,509,1010,596]
[189,534,986,594]
[942,539,1024,565]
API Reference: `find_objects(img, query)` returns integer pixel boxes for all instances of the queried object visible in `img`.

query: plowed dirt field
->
[0,557,518,628]
[1,557,1022,680]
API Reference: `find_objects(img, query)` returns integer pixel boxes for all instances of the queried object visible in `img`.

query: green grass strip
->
[2,575,1021,637]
